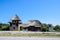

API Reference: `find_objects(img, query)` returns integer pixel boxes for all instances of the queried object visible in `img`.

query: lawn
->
[0,31,60,37]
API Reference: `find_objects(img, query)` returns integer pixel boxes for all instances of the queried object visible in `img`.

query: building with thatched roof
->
[9,15,22,31]
[19,20,41,31]
[9,15,42,31]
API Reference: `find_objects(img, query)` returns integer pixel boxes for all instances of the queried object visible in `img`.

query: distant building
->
[9,15,54,31]
[9,15,22,31]
[19,20,41,31]
[9,15,42,31]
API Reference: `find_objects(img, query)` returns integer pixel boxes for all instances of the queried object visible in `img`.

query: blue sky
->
[0,0,60,25]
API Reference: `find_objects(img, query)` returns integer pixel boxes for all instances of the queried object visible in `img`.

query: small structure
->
[19,20,42,31]
[9,15,22,31]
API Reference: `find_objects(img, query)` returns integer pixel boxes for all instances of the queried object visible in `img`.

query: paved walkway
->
[0,36,60,40]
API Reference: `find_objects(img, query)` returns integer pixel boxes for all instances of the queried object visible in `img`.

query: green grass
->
[0,32,60,37]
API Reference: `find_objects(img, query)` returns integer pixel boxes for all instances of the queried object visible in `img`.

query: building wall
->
[10,26,18,31]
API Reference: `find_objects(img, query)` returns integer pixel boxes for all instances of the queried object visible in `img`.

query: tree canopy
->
[54,25,60,31]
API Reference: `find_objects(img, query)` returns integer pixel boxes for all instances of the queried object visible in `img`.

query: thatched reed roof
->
[26,20,41,27]
[11,15,20,20]
[19,20,41,27]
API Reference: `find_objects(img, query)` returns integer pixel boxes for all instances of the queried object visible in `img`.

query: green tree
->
[0,23,9,31]
[20,26,24,30]
[48,24,52,27]
[54,25,60,31]
[0,23,3,30]
[41,24,49,32]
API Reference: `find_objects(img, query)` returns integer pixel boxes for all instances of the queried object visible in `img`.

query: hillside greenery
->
[0,23,9,31]
[0,23,60,32]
